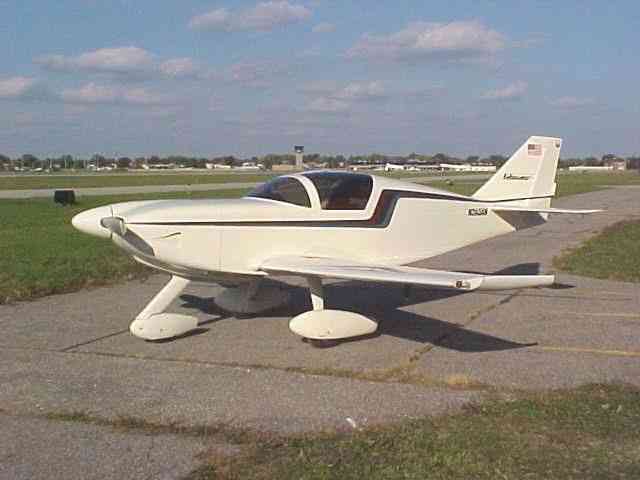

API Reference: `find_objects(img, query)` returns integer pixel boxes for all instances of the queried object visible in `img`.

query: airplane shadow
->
[178,263,567,352]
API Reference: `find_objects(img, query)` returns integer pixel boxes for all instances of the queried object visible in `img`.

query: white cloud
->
[334,81,384,100]
[300,79,340,95]
[308,97,349,112]
[0,76,54,102]
[306,81,385,112]
[36,46,155,75]
[312,22,335,33]
[159,57,200,78]
[189,8,231,31]
[61,83,169,106]
[0,76,39,98]
[189,1,311,32]
[481,81,528,101]
[549,96,595,108]
[37,47,212,81]
[223,60,290,88]
[346,20,506,62]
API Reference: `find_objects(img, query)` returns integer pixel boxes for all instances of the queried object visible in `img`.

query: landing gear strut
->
[129,275,198,340]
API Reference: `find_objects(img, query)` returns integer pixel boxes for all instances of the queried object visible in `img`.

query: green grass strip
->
[554,220,640,283]
[185,384,640,480]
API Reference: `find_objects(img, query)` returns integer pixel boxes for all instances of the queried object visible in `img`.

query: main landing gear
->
[129,275,379,346]
[289,276,378,347]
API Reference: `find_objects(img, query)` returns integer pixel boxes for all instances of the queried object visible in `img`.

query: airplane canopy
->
[248,171,374,210]
[248,176,311,208]
[302,172,373,210]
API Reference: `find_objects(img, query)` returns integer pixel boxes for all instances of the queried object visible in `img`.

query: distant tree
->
[261,156,274,170]
[433,153,448,163]
[21,154,39,168]
[304,153,320,164]
[487,154,508,168]
[117,157,132,169]
[466,155,480,163]
[627,157,640,170]
[0,154,10,170]
[326,156,340,169]
[91,154,106,168]
[58,155,73,169]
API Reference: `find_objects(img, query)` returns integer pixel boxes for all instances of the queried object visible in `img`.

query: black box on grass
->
[54,189,76,205]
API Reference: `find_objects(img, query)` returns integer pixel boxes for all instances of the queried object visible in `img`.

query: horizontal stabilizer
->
[490,206,602,215]
[261,255,554,291]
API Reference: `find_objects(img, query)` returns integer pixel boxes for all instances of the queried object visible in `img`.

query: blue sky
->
[1,0,638,158]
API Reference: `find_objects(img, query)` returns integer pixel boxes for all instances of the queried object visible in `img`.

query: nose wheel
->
[129,275,198,341]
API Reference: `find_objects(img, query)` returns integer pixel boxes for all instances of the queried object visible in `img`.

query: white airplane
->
[72,136,599,345]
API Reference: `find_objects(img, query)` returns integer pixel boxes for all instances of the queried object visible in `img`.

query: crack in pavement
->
[59,329,129,352]
[0,344,487,392]
[389,291,523,381]
[537,346,640,357]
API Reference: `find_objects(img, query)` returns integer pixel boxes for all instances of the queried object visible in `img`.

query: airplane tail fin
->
[472,136,562,203]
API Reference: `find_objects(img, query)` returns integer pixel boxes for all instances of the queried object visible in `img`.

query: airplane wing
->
[260,255,554,291]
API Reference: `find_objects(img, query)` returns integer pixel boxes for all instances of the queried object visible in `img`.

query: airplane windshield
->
[303,172,373,210]
[248,177,311,207]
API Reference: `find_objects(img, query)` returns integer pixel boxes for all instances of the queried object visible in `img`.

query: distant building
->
[350,164,378,171]
[568,166,614,172]
[236,162,261,171]
[384,163,405,172]
[272,164,296,172]
[142,163,176,170]
[602,154,627,171]
[440,163,496,172]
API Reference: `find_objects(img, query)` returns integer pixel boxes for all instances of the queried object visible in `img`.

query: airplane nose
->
[71,205,113,239]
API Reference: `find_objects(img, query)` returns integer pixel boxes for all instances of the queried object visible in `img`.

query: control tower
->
[294,145,304,169]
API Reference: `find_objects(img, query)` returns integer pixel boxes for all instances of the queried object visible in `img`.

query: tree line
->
[1,152,638,171]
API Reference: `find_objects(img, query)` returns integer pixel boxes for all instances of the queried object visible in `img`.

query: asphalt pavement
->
[0,186,638,478]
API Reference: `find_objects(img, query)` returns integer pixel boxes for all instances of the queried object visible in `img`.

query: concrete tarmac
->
[1,186,638,478]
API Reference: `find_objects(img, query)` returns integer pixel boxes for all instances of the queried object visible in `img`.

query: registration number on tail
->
[468,208,488,216]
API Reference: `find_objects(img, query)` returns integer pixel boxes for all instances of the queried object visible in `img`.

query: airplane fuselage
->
[73,173,518,284]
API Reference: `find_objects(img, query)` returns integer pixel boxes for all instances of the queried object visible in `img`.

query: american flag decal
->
[528,143,542,156]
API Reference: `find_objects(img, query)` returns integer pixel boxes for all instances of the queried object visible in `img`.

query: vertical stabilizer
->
[473,136,562,201]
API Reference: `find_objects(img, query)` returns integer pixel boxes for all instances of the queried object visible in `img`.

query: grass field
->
[185,383,640,479]
[1,172,639,304]
[427,171,640,198]
[0,170,486,190]
[0,173,274,190]
[555,171,640,196]
[554,220,640,283]
[0,189,249,304]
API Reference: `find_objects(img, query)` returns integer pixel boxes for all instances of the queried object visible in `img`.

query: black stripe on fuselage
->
[128,190,553,229]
